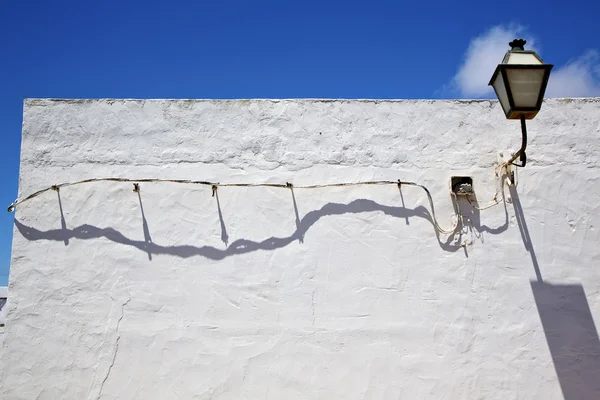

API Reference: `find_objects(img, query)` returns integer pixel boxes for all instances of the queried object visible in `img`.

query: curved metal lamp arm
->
[507,116,527,167]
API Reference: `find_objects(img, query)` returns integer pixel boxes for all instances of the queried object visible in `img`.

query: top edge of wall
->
[22,97,600,106]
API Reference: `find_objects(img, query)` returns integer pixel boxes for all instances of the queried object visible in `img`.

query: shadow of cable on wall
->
[509,186,600,400]
[447,188,509,257]
[14,188,508,261]
[135,186,153,261]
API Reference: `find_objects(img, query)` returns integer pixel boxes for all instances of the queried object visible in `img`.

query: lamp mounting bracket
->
[505,116,528,168]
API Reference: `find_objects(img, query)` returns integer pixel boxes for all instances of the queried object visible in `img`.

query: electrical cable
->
[7,177,461,235]
[398,181,460,235]
[467,196,502,211]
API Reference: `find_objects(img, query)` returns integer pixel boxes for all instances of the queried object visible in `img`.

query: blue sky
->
[1,0,599,286]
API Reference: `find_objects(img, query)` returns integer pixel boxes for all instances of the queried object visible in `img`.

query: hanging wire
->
[465,163,512,211]
[467,196,502,211]
[399,180,459,234]
[7,177,462,234]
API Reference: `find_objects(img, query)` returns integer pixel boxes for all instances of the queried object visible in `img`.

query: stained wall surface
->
[2,98,600,399]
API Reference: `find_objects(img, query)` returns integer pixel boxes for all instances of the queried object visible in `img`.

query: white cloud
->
[546,50,600,97]
[450,25,600,99]
[451,25,529,98]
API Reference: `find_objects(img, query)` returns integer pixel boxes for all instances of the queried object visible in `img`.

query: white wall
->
[0,286,6,348]
[2,98,600,399]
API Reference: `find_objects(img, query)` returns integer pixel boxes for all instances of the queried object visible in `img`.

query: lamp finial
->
[509,39,526,51]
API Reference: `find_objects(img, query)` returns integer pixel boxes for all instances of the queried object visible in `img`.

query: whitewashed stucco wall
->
[2,98,600,399]
[0,286,7,347]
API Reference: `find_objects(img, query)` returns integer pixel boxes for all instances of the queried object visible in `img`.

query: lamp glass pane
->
[492,72,510,115]
[506,68,545,108]
[507,53,543,65]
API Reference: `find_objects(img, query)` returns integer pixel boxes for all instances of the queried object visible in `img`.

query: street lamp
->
[489,39,553,167]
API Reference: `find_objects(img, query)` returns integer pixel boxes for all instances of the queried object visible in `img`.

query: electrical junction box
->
[451,176,474,196]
